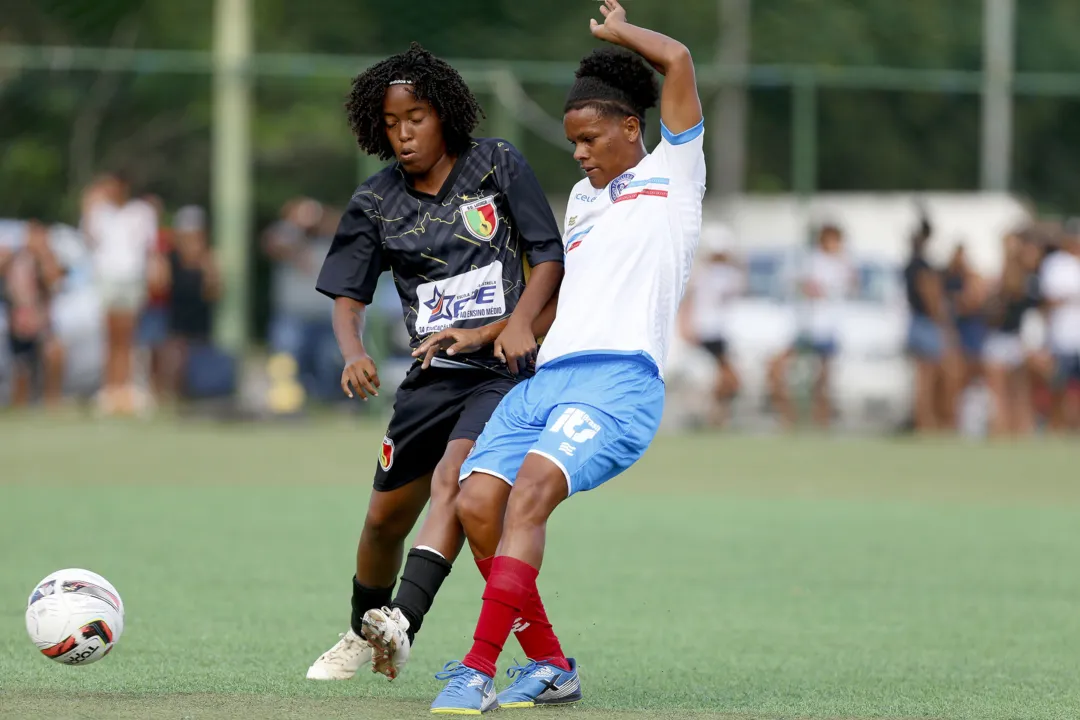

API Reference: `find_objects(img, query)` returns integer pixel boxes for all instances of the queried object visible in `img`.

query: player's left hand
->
[590,0,628,43]
[413,327,490,370]
[494,319,537,376]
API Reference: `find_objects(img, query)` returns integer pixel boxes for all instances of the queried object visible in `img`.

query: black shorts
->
[374,364,518,492]
[8,334,41,367]
[702,338,728,360]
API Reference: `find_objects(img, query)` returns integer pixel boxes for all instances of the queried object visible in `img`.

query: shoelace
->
[434,661,478,691]
[505,659,543,683]
[322,632,363,660]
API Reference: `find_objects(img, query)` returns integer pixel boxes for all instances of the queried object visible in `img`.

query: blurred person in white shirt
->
[82,174,158,415]
[769,224,855,429]
[1038,222,1080,431]
[681,224,743,428]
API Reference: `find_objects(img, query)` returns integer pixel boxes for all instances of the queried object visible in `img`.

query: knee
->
[43,338,64,367]
[362,504,413,547]
[505,473,565,528]
[455,480,493,534]
[430,457,463,506]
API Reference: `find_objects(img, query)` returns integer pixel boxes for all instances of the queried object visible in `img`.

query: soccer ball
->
[25,569,125,666]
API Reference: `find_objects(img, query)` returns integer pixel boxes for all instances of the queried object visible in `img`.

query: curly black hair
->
[345,42,484,161]
[564,47,660,129]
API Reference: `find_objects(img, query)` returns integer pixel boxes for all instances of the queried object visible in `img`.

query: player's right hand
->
[341,354,380,400]
[413,327,490,370]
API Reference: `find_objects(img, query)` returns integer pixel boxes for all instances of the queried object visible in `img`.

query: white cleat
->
[305,628,374,680]
[361,606,412,680]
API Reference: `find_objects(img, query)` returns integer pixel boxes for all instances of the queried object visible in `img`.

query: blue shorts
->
[459,354,665,496]
[797,336,838,358]
[1053,353,1080,389]
[956,317,987,358]
[138,306,169,347]
[907,314,944,360]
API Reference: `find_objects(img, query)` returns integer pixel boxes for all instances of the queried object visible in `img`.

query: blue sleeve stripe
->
[661,118,705,146]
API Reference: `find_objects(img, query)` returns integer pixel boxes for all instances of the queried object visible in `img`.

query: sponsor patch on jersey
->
[415,261,507,335]
[379,436,394,471]
[613,176,670,204]
[461,196,500,241]
[609,172,635,203]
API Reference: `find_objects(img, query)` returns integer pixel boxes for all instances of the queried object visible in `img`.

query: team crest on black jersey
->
[461,196,499,241]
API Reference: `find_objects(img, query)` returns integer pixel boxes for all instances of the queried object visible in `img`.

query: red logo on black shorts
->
[379,436,395,471]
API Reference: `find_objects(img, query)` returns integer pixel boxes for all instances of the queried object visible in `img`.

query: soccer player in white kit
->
[425,0,705,712]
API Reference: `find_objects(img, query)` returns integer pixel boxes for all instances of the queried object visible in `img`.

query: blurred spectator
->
[82,174,158,415]
[984,230,1043,436]
[1038,221,1080,432]
[942,243,989,424]
[162,205,221,398]
[768,224,855,429]
[139,195,173,400]
[0,221,67,407]
[904,217,955,433]
[682,225,744,428]
[262,198,339,402]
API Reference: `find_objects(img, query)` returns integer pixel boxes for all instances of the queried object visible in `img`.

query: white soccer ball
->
[25,569,125,666]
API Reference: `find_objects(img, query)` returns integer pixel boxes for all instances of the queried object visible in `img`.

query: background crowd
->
[3,182,1078,437]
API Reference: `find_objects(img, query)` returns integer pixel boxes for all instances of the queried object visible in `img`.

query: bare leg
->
[457,473,513,560]
[10,364,32,408]
[812,356,832,429]
[356,475,433,586]
[42,336,65,408]
[985,363,1009,437]
[768,349,796,429]
[410,439,473,560]
[913,358,938,434]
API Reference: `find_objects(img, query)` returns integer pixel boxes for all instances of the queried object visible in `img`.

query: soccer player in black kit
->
[306,43,564,681]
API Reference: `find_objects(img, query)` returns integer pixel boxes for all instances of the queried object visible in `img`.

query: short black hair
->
[345,42,484,161]
[564,47,660,129]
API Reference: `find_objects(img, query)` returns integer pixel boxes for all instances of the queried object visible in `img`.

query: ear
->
[623,115,642,144]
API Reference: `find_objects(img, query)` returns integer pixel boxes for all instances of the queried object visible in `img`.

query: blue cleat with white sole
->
[497,658,582,709]
[430,661,499,715]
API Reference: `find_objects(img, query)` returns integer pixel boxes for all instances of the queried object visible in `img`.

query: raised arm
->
[590,0,702,134]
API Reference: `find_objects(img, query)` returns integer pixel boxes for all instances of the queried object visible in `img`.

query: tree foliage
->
[2,0,1080,227]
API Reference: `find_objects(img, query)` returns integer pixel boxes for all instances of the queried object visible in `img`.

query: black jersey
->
[317,138,563,371]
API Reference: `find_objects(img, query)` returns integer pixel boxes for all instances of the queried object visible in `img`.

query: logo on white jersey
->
[415,262,506,335]
[609,172,635,203]
[565,226,592,254]
[550,407,601,443]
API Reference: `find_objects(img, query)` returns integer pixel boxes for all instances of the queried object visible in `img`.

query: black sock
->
[351,577,394,636]
[392,548,453,644]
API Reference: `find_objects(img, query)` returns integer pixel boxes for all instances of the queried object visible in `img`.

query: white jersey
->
[690,261,744,341]
[85,199,158,283]
[801,249,853,341]
[1039,250,1080,354]
[536,121,706,378]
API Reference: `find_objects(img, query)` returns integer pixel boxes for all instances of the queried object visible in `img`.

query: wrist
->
[343,350,368,365]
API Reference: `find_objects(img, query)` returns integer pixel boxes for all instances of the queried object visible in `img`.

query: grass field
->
[2,415,1079,719]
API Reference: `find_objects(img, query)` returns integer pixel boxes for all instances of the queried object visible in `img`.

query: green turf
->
[2,415,1079,719]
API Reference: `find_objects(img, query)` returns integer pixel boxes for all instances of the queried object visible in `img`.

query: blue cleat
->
[497,658,582,709]
[430,661,499,715]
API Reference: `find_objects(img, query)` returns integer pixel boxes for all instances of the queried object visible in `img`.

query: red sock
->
[463,556,537,677]
[472,557,570,672]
